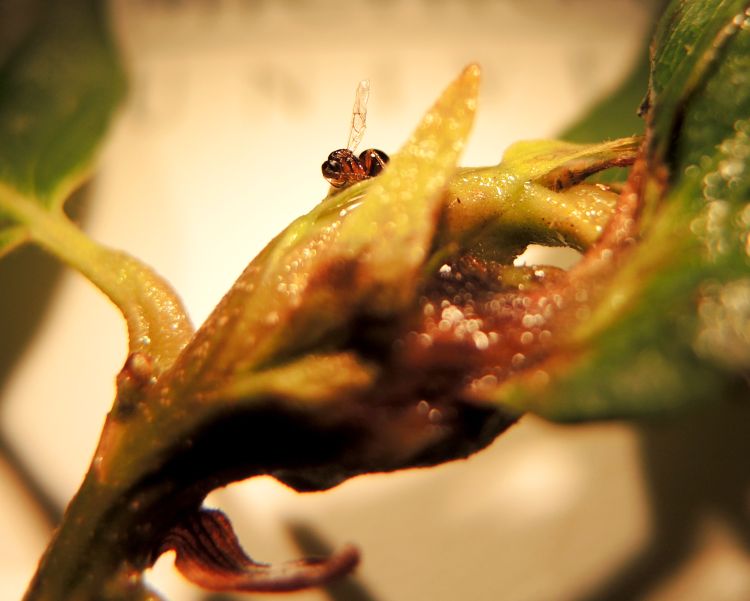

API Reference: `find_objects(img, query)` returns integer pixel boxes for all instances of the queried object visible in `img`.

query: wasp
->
[322,79,389,188]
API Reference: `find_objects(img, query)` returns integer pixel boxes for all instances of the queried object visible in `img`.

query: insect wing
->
[346,79,370,152]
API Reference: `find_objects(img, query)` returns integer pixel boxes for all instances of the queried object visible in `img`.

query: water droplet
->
[531,370,550,388]
[442,305,465,322]
[428,408,443,424]
[466,319,481,334]
[719,158,744,179]
[480,374,498,388]
[695,278,750,369]
[473,331,489,350]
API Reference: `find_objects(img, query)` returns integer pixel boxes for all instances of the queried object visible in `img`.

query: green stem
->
[24,474,172,601]
[0,184,193,372]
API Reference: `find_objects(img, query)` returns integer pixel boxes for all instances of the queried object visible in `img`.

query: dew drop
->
[480,374,498,388]
[428,408,443,424]
[531,370,550,388]
[473,331,489,350]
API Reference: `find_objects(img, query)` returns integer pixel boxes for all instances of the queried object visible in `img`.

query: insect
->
[322,79,389,188]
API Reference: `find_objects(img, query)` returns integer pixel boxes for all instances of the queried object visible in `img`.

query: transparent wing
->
[346,79,370,152]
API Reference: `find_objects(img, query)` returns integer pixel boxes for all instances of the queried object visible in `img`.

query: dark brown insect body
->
[322,79,389,189]
[321,148,389,188]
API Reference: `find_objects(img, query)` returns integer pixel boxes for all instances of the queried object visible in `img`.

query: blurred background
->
[1,0,749,599]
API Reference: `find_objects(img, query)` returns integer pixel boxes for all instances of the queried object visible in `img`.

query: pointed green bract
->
[440,138,637,261]
[173,65,481,386]
[334,64,481,313]
[499,137,639,184]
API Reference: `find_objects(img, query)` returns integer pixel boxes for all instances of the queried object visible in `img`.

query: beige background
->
[1,1,748,600]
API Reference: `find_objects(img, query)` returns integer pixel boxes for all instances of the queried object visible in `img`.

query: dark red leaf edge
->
[160,509,359,593]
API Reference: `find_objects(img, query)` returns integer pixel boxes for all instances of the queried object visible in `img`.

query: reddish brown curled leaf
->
[161,509,359,593]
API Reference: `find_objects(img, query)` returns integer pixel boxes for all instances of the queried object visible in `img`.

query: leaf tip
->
[463,62,481,80]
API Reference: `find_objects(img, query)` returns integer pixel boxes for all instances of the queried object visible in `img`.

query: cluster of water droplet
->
[395,251,589,405]
[691,118,750,368]
[695,277,750,370]
[688,118,750,262]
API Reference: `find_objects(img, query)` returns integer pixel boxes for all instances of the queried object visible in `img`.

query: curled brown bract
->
[160,509,360,592]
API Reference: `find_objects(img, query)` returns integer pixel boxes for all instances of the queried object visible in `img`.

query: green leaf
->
[0,0,126,256]
[647,0,750,164]
[476,0,750,420]
[0,3,191,370]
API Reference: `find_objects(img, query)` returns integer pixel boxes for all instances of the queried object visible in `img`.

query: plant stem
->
[22,469,170,601]
[0,184,193,372]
